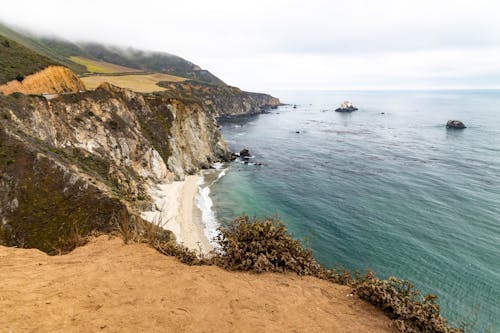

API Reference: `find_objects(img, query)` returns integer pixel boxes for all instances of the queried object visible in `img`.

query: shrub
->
[211,216,325,275]
[15,73,24,82]
[354,271,463,333]
[114,212,201,265]
[114,214,464,333]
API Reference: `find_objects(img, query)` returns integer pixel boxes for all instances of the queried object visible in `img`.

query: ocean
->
[199,90,500,331]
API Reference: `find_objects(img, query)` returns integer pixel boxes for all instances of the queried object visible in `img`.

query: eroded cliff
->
[0,65,86,95]
[158,81,280,116]
[0,83,228,252]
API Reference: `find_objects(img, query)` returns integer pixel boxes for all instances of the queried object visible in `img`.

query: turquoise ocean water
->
[207,90,499,331]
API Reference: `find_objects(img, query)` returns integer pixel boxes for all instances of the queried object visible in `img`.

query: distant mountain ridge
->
[0,22,224,85]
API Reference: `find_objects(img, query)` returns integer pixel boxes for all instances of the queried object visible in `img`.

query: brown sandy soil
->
[0,66,85,95]
[0,236,397,333]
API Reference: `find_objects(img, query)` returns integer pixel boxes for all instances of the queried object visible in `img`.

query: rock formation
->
[335,101,358,112]
[158,81,280,117]
[446,120,466,129]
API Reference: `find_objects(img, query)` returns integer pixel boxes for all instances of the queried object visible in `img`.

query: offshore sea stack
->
[446,120,466,129]
[335,101,358,112]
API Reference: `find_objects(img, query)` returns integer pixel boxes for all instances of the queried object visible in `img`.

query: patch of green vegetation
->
[0,133,126,254]
[0,22,86,74]
[136,95,175,163]
[0,34,58,85]
[69,56,116,74]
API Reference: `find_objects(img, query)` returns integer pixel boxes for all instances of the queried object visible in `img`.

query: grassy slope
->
[79,43,226,85]
[0,22,225,85]
[0,22,86,74]
[0,34,59,85]
[69,56,142,74]
[81,73,185,93]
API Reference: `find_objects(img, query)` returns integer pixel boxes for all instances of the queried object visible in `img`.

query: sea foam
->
[194,164,228,248]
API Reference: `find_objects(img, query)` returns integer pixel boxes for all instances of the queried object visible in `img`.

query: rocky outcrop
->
[446,120,466,129]
[239,149,250,157]
[157,81,280,117]
[0,65,86,95]
[0,82,228,252]
[335,101,358,113]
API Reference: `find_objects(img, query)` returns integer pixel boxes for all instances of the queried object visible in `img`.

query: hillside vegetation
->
[81,73,185,93]
[75,43,225,85]
[0,22,224,85]
[0,34,58,85]
[0,22,86,74]
[69,56,142,74]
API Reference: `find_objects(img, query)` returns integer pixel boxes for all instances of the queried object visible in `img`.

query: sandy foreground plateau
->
[0,236,397,333]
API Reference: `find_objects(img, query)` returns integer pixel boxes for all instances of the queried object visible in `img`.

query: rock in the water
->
[239,148,251,157]
[446,120,466,129]
[335,101,358,112]
[230,153,239,161]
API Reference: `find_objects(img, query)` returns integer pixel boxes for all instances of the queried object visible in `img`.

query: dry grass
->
[81,73,186,92]
[69,56,142,74]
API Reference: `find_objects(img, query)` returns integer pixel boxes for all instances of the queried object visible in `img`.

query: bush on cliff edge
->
[205,216,464,333]
[116,214,465,333]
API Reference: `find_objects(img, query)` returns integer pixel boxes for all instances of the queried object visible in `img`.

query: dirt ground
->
[0,236,397,333]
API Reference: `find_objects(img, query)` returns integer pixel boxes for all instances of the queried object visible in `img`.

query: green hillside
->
[77,43,225,85]
[0,34,58,85]
[0,22,225,85]
[0,22,86,74]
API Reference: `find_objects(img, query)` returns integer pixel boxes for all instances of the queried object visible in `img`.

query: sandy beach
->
[141,175,213,254]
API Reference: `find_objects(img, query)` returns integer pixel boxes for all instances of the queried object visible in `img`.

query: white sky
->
[1,0,500,91]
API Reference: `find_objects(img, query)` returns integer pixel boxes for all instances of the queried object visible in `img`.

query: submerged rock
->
[446,120,466,129]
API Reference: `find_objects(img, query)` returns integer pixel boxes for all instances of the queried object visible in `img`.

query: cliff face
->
[0,65,86,95]
[0,83,228,252]
[158,81,280,117]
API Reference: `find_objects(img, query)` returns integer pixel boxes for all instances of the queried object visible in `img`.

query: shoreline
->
[178,175,213,253]
[141,175,213,255]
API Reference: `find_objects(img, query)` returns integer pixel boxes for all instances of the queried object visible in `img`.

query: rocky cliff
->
[158,81,281,117]
[0,65,86,95]
[0,82,228,252]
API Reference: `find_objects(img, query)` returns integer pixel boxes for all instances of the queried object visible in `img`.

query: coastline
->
[178,175,213,253]
[141,175,213,255]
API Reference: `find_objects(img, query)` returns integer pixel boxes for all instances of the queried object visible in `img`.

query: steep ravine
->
[0,82,228,252]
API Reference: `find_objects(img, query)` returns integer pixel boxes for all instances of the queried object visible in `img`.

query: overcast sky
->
[2,0,500,91]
